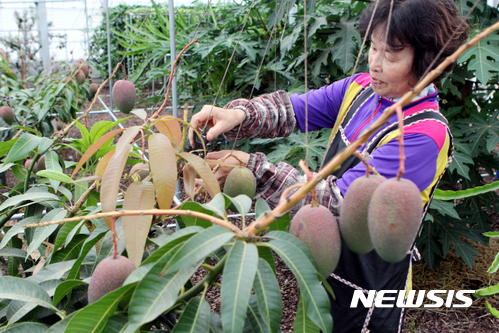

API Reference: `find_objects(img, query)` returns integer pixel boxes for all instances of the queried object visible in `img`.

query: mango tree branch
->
[245,21,499,236]
[23,208,241,234]
[152,39,199,119]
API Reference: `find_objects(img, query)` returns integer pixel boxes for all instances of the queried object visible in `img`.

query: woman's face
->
[368,28,417,99]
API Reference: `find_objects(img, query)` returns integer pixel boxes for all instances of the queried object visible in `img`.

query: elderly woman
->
[189,0,468,331]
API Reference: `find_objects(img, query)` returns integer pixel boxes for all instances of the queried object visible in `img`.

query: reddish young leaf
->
[101,144,131,229]
[116,126,142,156]
[154,116,182,148]
[95,150,116,177]
[179,152,220,198]
[183,163,196,201]
[71,128,124,177]
[123,180,155,267]
[148,133,177,210]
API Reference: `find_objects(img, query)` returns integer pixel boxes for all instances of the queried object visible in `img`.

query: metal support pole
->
[35,1,50,70]
[104,0,113,111]
[84,0,90,56]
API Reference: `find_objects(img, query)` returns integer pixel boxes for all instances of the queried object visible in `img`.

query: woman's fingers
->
[188,106,245,146]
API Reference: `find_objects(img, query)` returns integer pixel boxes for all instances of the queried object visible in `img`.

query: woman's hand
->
[205,150,250,187]
[189,105,245,146]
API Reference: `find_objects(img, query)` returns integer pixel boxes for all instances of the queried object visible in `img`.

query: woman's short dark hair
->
[359,0,469,83]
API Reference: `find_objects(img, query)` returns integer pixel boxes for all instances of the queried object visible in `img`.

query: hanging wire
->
[303,0,309,167]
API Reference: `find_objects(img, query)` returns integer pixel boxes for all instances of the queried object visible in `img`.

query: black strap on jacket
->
[323,88,449,178]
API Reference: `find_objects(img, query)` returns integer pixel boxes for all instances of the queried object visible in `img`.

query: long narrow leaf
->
[101,145,131,229]
[171,297,211,333]
[148,133,177,210]
[116,126,141,156]
[1,322,48,333]
[4,133,42,163]
[294,295,320,333]
[221,241,258,333]
[71,128,124,177]
[123,181,156,267]
[260,233,332,332]
[179,152,220,198]
[65,283,137,333]
[125,254,199,332]
[67,224,109,280]
[26,208,67,257]
[434,181,499,200]
[94,150,116,176]
[0,277,59,313]
[166,226,235,273]
[253,259,282,333]
[154,117,182,148]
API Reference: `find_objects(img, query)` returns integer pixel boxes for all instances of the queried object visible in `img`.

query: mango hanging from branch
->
[112,79,136,114]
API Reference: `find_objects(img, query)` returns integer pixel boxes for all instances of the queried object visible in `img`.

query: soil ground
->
[1,86,498,332]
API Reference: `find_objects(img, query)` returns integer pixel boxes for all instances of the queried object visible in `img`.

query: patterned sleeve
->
[223,90,297,141]
[247,152,343,218]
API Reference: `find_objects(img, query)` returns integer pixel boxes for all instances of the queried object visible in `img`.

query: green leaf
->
[52,221,82,254]
[429,200,459,219]
[27,260,77,284]
[0,277,60,314]
[330,18,360,73]
[44,150,63,192]
[485,301,499,319]
[0,139,18,159]
[0,248,28,259]
[37,137,54,154]
[53,280,88,306]
[74,120,91,148]
[4,133,42,163]
[225,194,252,216]
[245,295,268,333]
[253,258,282,333]
[51,234,88,264]
[484,231,499,237]
[475,283,499,297]
[447,151,472,180]
[141,226,203,266]
[257,246,276,275]
[487,251,499,274]
[434,181,499,200]
[269,213,291,232]
[0,217,40,249]
[260,232,332,332]
[166,226,235,273]
[65,283,137,333]
[36,170,74,183]
[125,254,199,332]
[178,202,216,228]
[459,31,499,84]
[27,209,68,257]
[67,224,109,280]
[294,295,320,333]
[171,297,211,333]
[101,313,128,333]
[221,241,258,333]
[0,322,48,333]
[201,193,230,218]
[0,190,62,212]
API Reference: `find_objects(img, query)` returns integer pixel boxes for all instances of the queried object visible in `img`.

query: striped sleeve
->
[247,152,343,217]
[223,90,297,140]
